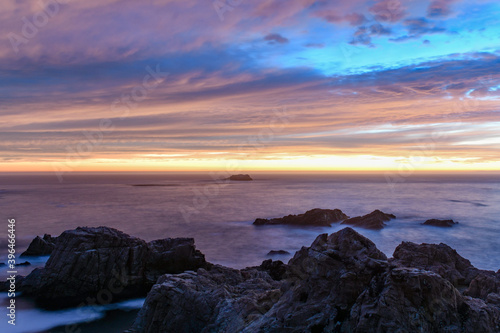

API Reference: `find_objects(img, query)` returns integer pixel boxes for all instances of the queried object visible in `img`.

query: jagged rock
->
[17,261,31,266]
[465,271,500,300]
[267,250,290,255]
[258,259,287,281]
[20,234,57,257]
[391,241,500,302]
[254,208,349,226]
[226,174,253,181]
[392,241,479,287]
[129,227,500,333]
[341,209,396,229]
[348,268,499,333]
[423,219,458,227]
[130,265,281,333]
[19,226,207,308]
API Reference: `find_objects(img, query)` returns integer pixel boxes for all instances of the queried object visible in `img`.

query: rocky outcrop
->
[254,208,349,226]
[423,219,458,227]
[20,234,57,257]
[392,241,500,302]
[19,226,207,308]
[341,209,396,229]
[226,174,253,181]
[130,227,500,333]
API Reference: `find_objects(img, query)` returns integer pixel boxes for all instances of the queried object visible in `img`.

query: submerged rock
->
[17,261,31,266]
[129,227,500,333]
[19,226,207,308]
[267,250,290,255]
[341,209,396,229]
[423,218,458,227]
[254,208,349,226]
[226,174,253,181]
[20,234,57,257]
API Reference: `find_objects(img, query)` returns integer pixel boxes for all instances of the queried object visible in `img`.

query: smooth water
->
[0,172,499,332]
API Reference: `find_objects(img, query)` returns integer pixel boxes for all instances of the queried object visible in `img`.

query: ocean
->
[0,172,499,332]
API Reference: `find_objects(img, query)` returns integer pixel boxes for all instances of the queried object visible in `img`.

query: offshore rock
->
[254,208,349,226]
[423,218,458,227]
[341,209,396,229]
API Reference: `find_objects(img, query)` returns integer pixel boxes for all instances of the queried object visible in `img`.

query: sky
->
[1,0,499,172]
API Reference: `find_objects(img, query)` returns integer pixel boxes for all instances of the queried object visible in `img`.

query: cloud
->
[427,0,459,18]
[390,17,448,42]
[317,11,368,26]
[305,43,325,48]
[350,23,392,46]
[263,33,289,44]
[369,0,407,22]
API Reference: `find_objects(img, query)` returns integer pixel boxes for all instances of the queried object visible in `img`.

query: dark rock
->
[267,250,290,255]
[20,234,57,257]
[391,241,500,302]
[341,209,396,229]
[423,218,458,227]
[130,265,281,333]
[254,208,349,226]
[391,241,479,287]
[17,261,31,266]
[0,275,24,292]
[0,263,5,267]
[129,227,500,333]
[19,226,207,309]
[226,174,253,181]
[347,268,499,333]
[258,259,287,281]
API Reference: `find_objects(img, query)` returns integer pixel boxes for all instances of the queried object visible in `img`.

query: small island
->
[225,174,253,181]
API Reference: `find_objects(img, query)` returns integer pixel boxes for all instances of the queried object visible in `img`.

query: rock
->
[348,268,499,333]
[423,219,458,227]
[19,226,207,309]
[465,271,500,300]
[391,241,500,302]
[0,263,5,267]
[130,265,281,333]
[254,208,349,226]
[341,209,396,229]
[267,250,290,255]
[258,259,287,281]
[17,261,31,266]
[391,241,479,287]
[129,227,500,333]
[20,234,57,257]
[226,174,253,181]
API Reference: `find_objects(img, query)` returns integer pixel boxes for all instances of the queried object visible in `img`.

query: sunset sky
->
[1,0,499,172]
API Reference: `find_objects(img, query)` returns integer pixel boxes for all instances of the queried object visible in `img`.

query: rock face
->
[226,174,253,181]
[19,226,207,308]
[20,234,57,257]
[254,208,349,226]
[130,227,500,333]
[392,241,500,302]
[423,218,458,227]
[341,209,396,229]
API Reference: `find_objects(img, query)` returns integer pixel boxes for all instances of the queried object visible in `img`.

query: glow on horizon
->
[1,0,500,172]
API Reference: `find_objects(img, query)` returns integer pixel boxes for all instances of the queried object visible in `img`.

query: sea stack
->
[226,174,253,181]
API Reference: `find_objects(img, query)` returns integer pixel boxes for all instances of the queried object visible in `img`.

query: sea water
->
[0,172,499,332]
